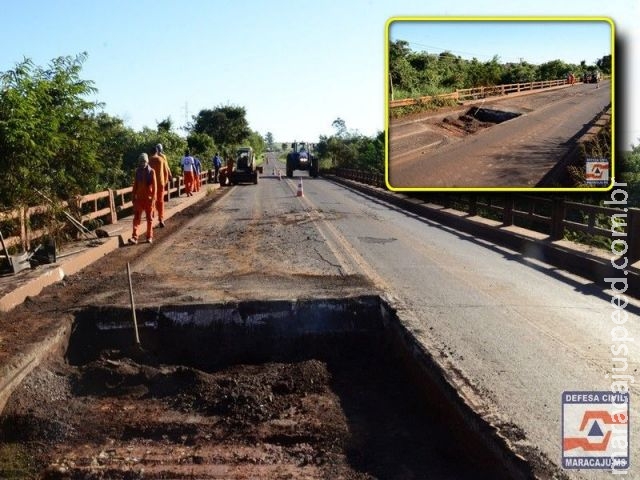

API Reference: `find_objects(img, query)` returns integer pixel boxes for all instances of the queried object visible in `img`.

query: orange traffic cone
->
[296,178,304,197]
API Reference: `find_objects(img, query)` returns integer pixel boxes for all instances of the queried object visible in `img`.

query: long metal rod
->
[34,189,95,238]
[126,262,141,345]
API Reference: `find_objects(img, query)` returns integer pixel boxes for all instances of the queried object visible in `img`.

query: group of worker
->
[180,150,205,197]
[129,146,225,245]
[128,143,172,245]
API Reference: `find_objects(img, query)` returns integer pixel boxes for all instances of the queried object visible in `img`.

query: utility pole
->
[182,102,189,127]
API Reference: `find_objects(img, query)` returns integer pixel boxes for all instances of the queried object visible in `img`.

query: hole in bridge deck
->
[0,297,528,479]
[442,107,523,135]
[466,107,522,124]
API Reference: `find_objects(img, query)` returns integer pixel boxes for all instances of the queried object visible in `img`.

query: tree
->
[483,55,504,86]
[187,132,215,159]
[501,61,536,84]
[596,55,611,75]
[247,130,266,158]
[93,112,136,190]
[192,105,250,154]
[264,131,274,147]
[332,117,348,138]
[317,119,384,173]
[157,117,173,133]
[0,53,103,206]
[537,59,571,81]
[389,40,419,94]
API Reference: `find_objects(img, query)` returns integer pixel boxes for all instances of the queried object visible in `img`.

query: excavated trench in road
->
[0,297,534,479]
[441,107,523,135]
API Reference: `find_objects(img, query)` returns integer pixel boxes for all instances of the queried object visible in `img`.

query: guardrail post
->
[503,196,514,226]
[550,198,566,240]
[108,189,117,225]
[20,206,28,251]
[468,195,477,216]
[627,208,640,263]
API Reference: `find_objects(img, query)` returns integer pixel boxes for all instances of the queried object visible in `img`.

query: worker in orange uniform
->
[149,143,171,228]
[128,153,157,245]
[193,156,202,192]
[181,150,196,196]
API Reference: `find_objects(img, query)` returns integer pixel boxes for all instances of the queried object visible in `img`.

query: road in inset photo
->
[388,80,611,188]
[386,18,613,189]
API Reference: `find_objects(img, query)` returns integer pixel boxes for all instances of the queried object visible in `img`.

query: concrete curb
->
[327,175,640,298]
[0,236,120,312]
[0,322,69,413]
[0,186,217,312]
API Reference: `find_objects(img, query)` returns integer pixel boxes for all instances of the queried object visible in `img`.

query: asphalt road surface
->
[389,82,612,188]
[4,154,635,478]
[131,156,638,478]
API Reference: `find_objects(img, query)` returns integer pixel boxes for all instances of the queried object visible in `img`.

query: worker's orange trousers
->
[132,200,154,241]
[184,171,195,195]
[154,186,167,222]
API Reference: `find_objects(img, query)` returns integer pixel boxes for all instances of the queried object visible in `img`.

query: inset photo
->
[385,17,614,191]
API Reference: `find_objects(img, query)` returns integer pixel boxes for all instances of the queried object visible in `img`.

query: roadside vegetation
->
[274,118,384,176]
[389,97,459,119]
[389,39,611,101]
[0,53,264,210]
[315,118,385,174]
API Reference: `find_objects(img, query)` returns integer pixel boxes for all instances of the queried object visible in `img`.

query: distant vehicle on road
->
[286,142,318,178]
[583,70,601,84]
[219,147,261,185]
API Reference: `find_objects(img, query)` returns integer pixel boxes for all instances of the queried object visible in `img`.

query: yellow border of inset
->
[384,16,615,192]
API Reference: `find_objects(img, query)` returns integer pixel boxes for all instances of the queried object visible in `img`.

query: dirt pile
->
[441,112,493,135]
[0,343,493,479]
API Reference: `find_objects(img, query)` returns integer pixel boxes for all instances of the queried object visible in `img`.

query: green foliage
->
[187,132,216,160]
[157,117,173,132]
[501,61,537,84]
[316,119,384,173]
[264,131,274,147]
[97,121,187,182]
[389,97,458,119]
[192,104,251,156]
[0,53,102,205]
[92,112,136,189]
[537,59,572,81]
[247,130,266,158]
[618,145,640,207]
[596,55,612,74]
[389,40,611,97]
[331,118,347,137]
[0,53,268,213]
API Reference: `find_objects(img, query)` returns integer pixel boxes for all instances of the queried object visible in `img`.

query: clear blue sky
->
[1,0,638,147]
[390,20,611,65]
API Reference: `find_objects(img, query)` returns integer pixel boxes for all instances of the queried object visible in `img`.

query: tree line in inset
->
[389,40,611,100]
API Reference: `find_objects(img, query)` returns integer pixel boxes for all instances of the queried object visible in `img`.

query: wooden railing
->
[336,169,385,188]
[390,78,570,108]
[334,169,640,262]
[0,170,214,252]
